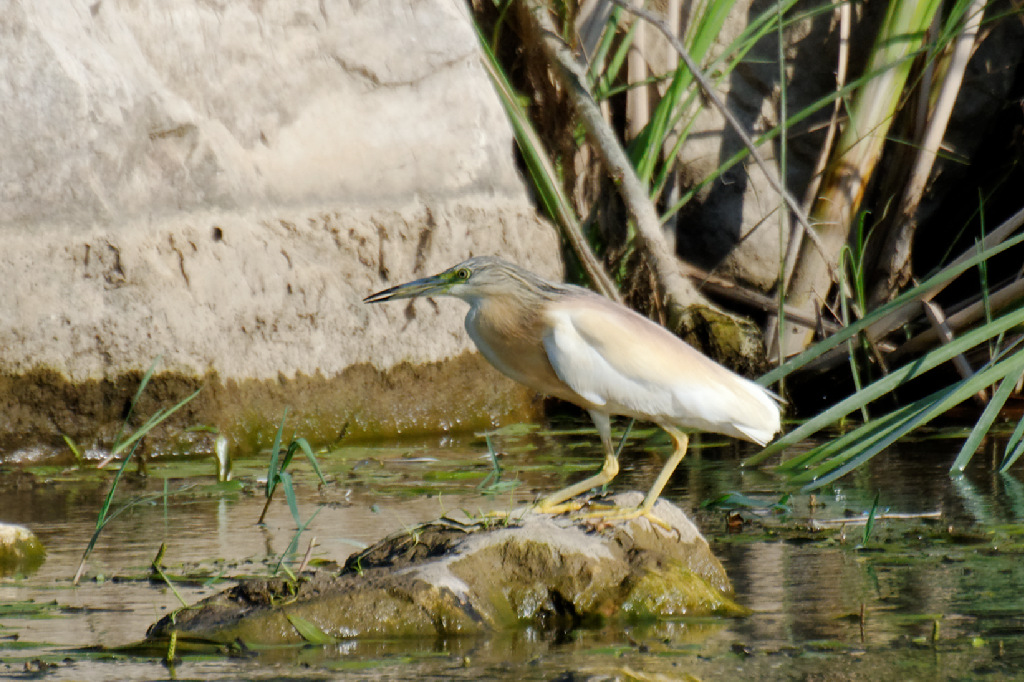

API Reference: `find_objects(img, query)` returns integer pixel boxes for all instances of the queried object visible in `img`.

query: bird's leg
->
[576,425,688,530]
[534,411,618,515]
[637,425,688,515]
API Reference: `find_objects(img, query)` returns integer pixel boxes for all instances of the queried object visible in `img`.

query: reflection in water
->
[1,426,1024,679]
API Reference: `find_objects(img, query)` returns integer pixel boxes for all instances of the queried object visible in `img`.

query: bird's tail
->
[732,378,782,446]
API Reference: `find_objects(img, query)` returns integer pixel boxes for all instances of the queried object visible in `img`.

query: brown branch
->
[522,0,710,322]
[921,300,988,405]
[697,274,840,334]
[478,52,621,303]
[799,266,1024,374]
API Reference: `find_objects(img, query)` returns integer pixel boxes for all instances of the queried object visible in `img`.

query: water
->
[2,423,1024,679]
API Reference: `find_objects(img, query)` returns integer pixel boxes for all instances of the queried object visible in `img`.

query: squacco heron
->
[364,256,781,522]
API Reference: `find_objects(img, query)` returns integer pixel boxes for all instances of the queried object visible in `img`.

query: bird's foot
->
[475,498,587,521]
[573,504,673,532]
[533,499,585,516]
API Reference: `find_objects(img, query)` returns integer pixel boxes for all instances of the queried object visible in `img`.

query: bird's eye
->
[455,268,471,280]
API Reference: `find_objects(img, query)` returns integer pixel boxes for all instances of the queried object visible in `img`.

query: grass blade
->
[862,491,881,545]
[286,613,336,645]
[151,543,189,609]
[758,228,1024,389]
[74,438,145,584]
[289,438,327,485]
[794,351,1024,489]
[790,398,942,486]
[266,409,289,499]
[747,300,1024,466]
[951,349,1024,472]
[111,387,202,456]
[278,471,301,528]
[1000,412,1024,472]
[274,507,322,576]
[110,356,162,448]
[779,397,930,473]
[62,434,83,464]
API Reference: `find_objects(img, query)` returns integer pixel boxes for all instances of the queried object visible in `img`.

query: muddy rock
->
[147,493,745,645]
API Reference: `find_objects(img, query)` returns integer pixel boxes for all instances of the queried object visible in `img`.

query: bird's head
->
[363,256,519,304]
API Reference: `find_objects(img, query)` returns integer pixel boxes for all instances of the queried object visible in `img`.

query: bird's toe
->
[533,499,585,515]
[574,505,673,532]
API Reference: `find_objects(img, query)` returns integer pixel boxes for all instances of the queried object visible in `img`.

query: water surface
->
[2,423,1023,679]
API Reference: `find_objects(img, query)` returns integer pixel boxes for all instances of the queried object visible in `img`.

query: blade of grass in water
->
[1000,412,1024,473]
[74,437,148,584]
[267,408,288,499]
[287,437,327,485]
[151,543,189,609]
[287,613,336,645]
[111,387,202,457]
[74,358,200,584]
[862,491,881,545]
[274,507,322,576]
[780,398,929,473]
[62,434,84,464]
[749,300,1024,466]
[279,471,301,527]
[258,410,290,525]
[757,228,1024,391]
[110,356,162,448]
[952,348,1024,472]
[792,349,1024,489]
[260,412,327,524]
[477,434,504,492]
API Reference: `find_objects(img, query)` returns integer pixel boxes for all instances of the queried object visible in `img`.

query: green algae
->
[622,563,750,619]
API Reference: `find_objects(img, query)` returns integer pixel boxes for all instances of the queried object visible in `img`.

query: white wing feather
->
[542,301,780,445]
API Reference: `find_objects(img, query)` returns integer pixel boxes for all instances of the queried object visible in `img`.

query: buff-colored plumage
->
[365,256,781,521]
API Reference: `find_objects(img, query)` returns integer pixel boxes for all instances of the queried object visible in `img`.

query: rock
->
[0,0,560,457]
[146,494,746,645]
[0,522,46,577]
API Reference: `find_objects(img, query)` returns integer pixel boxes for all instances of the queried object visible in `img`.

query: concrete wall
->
[0,0,561,459]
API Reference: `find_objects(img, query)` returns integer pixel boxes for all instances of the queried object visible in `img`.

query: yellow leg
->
[577,425,688,528]
[535,411,618,514]
[638,425,688,515]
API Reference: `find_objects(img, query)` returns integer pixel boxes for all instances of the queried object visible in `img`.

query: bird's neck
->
[468,294,541,341]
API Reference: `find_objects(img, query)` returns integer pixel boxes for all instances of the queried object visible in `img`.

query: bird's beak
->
[363,274,449,303]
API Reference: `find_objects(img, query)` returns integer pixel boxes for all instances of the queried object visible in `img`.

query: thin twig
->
[297,537,318,574]
[809,510,942,528]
